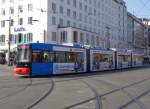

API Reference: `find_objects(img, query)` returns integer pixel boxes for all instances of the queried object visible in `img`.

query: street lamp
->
[31,19,46,43]
[32,8,47,43]
[5,16,11,66]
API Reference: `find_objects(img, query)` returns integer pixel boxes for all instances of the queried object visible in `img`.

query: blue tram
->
[132,53,144,67]
[116,50,132,69]
[14,43,86,76]
[14,43,145,76]
[89,48,115,72]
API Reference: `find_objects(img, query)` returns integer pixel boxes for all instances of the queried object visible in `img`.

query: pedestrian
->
[74,58,79,72]
[13,54,16,65]
[9,53,14,66]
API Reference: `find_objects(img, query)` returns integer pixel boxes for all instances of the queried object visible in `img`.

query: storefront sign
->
[14,27,26,32]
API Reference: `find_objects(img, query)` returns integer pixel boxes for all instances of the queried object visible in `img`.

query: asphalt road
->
[0,65,150,109]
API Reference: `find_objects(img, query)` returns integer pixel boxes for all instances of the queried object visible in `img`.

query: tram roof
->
[17,43,85,50]
[90,48,114,52]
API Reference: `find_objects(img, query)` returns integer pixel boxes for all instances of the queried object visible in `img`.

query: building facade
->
[0,0,48,52]
[127,12,148,57]
[0,0,127,52]
[142,18,150,58]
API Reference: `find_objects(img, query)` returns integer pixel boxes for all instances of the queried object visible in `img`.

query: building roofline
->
[114,0,126,7]
[127,12,146,27]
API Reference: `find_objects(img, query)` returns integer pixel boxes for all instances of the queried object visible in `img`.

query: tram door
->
[86,49,90,72]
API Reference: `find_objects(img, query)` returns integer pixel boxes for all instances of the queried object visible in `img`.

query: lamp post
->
[40,9,47,43]
[6,17,11,66]
[32,8,47,43]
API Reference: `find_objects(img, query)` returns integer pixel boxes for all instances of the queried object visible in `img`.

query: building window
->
[61,31,67,42]
[18,33,23,43]
[96,37,99,46]
[79,2,82,10]
[1,9,5,15]
[80,33,84,44]
[52,3,56,13]
[52,32,56,41]
[10,19,14,26]
[67,9,71,17]
[84,5,87,12]
[52,16,56,25]
[59,6,63,14]
[28,33,33,42]
[73,11,77,19]
[67,20,70,27]
[73,31,78,43]
[28,4,33,11]
[67,0,70,5]
[18,18,23,25]
[0,35,5,45]
[91,36,95,47]
[10,7,14,14]
[1,20,5,27]
[86,33,89,45]
[73,0,76,8]
[59,18,63,26]
[28,17,33,24]
[23,34,27,42]
[94,9,96,16]
[18,5,23,13]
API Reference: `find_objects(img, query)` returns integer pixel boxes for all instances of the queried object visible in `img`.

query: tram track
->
[89,77,149,109]
[0,77,32,102]
[118,89,150,109]
[64,76,150,109]
[0,68,150,109]
[0,79,52,89]
[79,79,102,109]
[121,90,149,109]
[26,77,54,109]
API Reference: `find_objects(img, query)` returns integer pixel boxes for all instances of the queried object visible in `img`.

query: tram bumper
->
[14,68,31,76]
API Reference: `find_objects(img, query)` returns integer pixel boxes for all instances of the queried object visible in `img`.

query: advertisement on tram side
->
[53,63,84,74]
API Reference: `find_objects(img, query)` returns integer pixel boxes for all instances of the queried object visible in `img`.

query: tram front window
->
[17,45,31,63]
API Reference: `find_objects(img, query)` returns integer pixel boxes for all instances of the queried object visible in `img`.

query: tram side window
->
[32,51,42,62]
[118,55,123,62]
[66,52,76,63]
[104,54,113,62]
[64,52,84,63]
[139,56,143,62]
[76,53,84,64]
[93,53,100,63]
[42,51,54,62]
[55,52,66,63]
[123,55,129,62]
